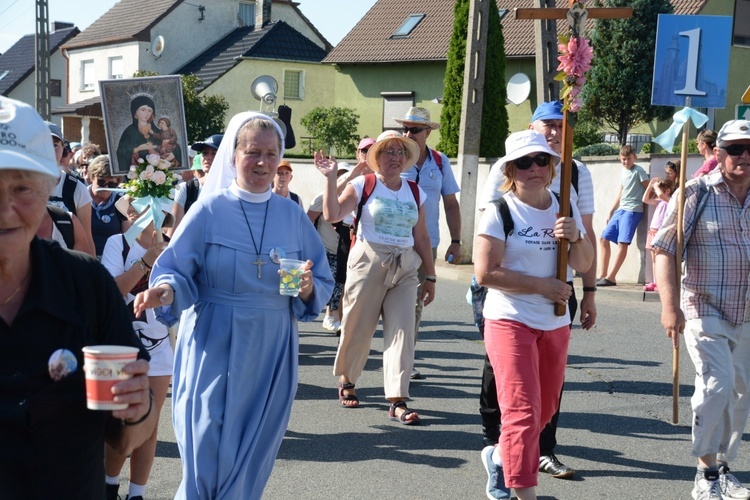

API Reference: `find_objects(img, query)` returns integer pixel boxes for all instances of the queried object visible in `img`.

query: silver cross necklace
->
[240,199,270,279]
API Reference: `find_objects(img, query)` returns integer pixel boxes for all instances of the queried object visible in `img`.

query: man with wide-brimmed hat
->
[395,106,462,379]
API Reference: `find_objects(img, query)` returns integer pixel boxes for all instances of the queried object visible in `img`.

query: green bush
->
[300,107,360,157]
[573,143,620,157]
[641,142,652,154]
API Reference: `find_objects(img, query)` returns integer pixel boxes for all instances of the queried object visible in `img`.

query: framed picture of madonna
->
[100,75,188,175]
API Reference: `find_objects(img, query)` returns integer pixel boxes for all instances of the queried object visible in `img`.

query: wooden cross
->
[252,256,266,279]
[515,1,632,317]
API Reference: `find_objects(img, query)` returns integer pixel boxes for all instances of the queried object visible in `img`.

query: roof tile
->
[326,0,708,63]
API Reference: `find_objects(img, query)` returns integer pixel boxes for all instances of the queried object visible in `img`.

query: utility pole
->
[533,0,561,103]
[35,0,51,120]
[456,0,489,263]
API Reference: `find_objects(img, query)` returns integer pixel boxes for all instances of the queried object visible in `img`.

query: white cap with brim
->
[0,97,59,178]
[497,130,560,174]
[717,120,750,147]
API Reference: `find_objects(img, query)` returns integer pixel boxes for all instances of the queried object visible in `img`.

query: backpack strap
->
[121,234,130,266]
[429,148,443,172]
[489,192,571,241]
[489,197,514,240]
[351,173,377,248]
[290,191,300,205]
[682,177,710,256]
[62,173,78,215]
[184,178,200,213]
[47,205,75,249]
[406,179,420,206]
[571,160,579,195]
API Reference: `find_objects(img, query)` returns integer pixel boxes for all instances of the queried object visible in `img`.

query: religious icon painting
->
[100,75,188,175]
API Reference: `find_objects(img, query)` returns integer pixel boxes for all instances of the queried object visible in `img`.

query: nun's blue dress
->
[151,183,333,499]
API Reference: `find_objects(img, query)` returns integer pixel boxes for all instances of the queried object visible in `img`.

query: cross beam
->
[515,7,633,20]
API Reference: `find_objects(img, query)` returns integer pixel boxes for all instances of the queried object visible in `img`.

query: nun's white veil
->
[200,111,285,198]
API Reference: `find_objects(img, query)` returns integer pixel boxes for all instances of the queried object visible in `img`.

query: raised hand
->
[314,150,338,178]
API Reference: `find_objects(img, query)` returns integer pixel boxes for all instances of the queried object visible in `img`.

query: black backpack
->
[48,173,79,215]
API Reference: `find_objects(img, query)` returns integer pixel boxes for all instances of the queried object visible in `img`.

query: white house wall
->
[66,43,141,104]
[9,48,68,125]
[64,1,329,107]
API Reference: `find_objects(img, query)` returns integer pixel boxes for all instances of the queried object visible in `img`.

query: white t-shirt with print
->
[477,190,584,330]
[350,176,426,248]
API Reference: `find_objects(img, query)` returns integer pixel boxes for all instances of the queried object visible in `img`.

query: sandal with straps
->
[389,401,420,425]
[338,381,359,408]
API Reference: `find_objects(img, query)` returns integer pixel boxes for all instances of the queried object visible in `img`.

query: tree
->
[437,0,509,158]
[133,71,228,143]
[583,0,673,146]
[300,106,360,157]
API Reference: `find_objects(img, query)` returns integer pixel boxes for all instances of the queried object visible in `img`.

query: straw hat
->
[394,107,440,130]
[365,131,420,173]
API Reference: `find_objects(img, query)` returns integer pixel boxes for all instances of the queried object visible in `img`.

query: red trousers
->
[484,319,570,488]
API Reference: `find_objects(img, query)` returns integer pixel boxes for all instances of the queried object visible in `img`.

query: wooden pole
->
[554,110,574,316]
[672,104,691,424]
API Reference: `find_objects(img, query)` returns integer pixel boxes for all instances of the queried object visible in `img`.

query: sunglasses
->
[722,144,750,156]
[402,126,429,135]
[513,153,551,170]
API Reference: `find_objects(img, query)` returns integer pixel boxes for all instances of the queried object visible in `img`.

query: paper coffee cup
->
[82,345,139,410]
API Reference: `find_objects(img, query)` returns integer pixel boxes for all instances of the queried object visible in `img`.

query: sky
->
[0,0,378,54]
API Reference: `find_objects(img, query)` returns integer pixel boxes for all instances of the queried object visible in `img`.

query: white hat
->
[717,120,750,147]
[497,130,560,174]
[0,96,59,178]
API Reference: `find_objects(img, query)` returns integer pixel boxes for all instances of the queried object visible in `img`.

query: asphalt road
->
[127,265,750,499]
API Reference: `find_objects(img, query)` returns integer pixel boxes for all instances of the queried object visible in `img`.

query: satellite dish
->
[251,75,278,110]
[507,73,531,106]
[151,36,165,59]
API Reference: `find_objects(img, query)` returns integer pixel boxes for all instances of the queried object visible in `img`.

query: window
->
[392,14,425,38]
[50,79,61,97]
[733,0,750,47]
[283,69,304,100]
[109,57,124,80]
[381,92,414,129]
[239,1,255,27]
[81,60,95,91]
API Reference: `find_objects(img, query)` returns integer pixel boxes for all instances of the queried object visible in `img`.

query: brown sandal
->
[338,381,359,408]
[389,401,420,425]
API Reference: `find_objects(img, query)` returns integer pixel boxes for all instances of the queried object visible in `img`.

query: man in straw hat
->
[653,119,750,500]
[395,106,462,379]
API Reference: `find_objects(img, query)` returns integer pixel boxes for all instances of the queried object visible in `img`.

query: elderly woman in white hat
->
[474,130,592,500]
[314,130,435,425]
[0,97,154,498]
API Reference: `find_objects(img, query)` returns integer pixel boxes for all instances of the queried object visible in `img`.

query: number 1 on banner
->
[675,28,707,97]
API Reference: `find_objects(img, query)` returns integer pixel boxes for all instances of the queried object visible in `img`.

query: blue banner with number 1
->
[652,15,732,109]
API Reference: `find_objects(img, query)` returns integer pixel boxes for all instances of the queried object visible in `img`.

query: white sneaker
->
[332,321,341,333]
[322,316,335,331]
[720,466,750,499]
[693,471,723,500]
[410,368,422,379]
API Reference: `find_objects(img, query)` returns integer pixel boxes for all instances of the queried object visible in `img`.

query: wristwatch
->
[570,231,584,244]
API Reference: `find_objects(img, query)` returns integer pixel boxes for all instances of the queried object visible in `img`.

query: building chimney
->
[255,0,272,31]
[52,21,74,32]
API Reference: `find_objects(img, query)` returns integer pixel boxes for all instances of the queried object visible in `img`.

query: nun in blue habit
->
[134,111,333,499]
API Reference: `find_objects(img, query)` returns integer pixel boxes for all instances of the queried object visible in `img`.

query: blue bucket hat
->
[531,101,564,123]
